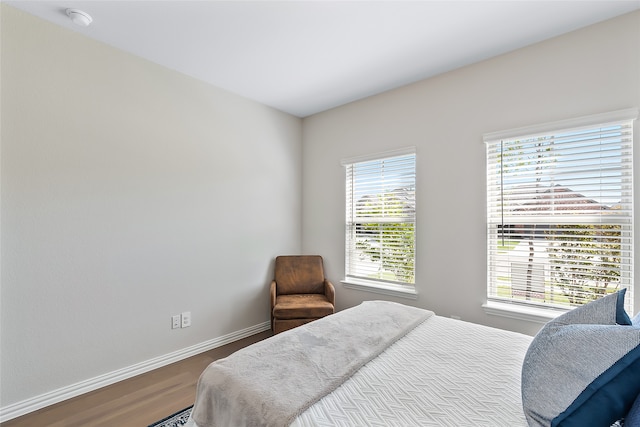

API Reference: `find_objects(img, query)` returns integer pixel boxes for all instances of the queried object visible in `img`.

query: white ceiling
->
[5,0,640,117]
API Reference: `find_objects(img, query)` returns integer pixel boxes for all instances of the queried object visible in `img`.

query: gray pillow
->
[522,289,640,427]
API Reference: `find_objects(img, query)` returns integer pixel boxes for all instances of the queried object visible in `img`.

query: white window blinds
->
[344,150,416,286]
[485,109,636,313]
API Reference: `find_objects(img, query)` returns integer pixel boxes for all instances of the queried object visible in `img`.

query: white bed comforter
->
[292,315,531,427]
[187,311,532,427]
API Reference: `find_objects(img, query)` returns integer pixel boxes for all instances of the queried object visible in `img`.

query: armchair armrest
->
[270,280,277,310]
[324,280,336,306]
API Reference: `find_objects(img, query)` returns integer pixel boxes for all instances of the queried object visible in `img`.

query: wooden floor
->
[1,331,272,427]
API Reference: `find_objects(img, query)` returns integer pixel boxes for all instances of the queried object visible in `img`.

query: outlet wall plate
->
[181,311,191,328]
[171,315,181,329]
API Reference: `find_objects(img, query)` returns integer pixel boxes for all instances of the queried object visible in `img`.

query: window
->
[342,148,416,297]
[485,109,637,317]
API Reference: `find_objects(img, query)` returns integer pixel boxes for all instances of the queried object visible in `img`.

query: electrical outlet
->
[181,311,191,328]
[171,315,181,329]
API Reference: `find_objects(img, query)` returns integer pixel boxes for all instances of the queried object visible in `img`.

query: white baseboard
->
[0,321,271,423]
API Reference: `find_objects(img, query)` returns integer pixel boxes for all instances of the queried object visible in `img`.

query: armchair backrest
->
[275,255,325,295]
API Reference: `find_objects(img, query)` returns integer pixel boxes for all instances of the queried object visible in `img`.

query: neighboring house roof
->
[510,185,611,212]
[356,188,415,218]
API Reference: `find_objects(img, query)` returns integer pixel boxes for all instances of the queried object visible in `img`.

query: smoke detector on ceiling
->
[66,8,92,27]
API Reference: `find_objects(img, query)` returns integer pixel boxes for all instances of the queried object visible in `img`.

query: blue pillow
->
[627,393,640,427]
[521,289,640,427]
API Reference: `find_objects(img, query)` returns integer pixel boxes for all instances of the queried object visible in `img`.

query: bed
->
[186,294,640,427]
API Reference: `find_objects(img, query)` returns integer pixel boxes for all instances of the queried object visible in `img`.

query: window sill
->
[482,301,565,324]
[342,279,418,300]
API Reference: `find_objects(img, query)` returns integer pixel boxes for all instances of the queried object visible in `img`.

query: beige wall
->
[0,4,302,410]
[302,10,640,336]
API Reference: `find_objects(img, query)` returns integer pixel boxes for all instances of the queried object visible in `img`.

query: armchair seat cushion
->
[273,294,334,320]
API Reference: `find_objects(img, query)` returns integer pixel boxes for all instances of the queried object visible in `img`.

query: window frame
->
[483,109,637,321]
[341,147,417,299]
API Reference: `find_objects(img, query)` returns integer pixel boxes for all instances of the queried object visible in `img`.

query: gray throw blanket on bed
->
[191,300,433,427]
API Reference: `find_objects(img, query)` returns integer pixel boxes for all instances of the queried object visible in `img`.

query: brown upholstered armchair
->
[270,255,335,334]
